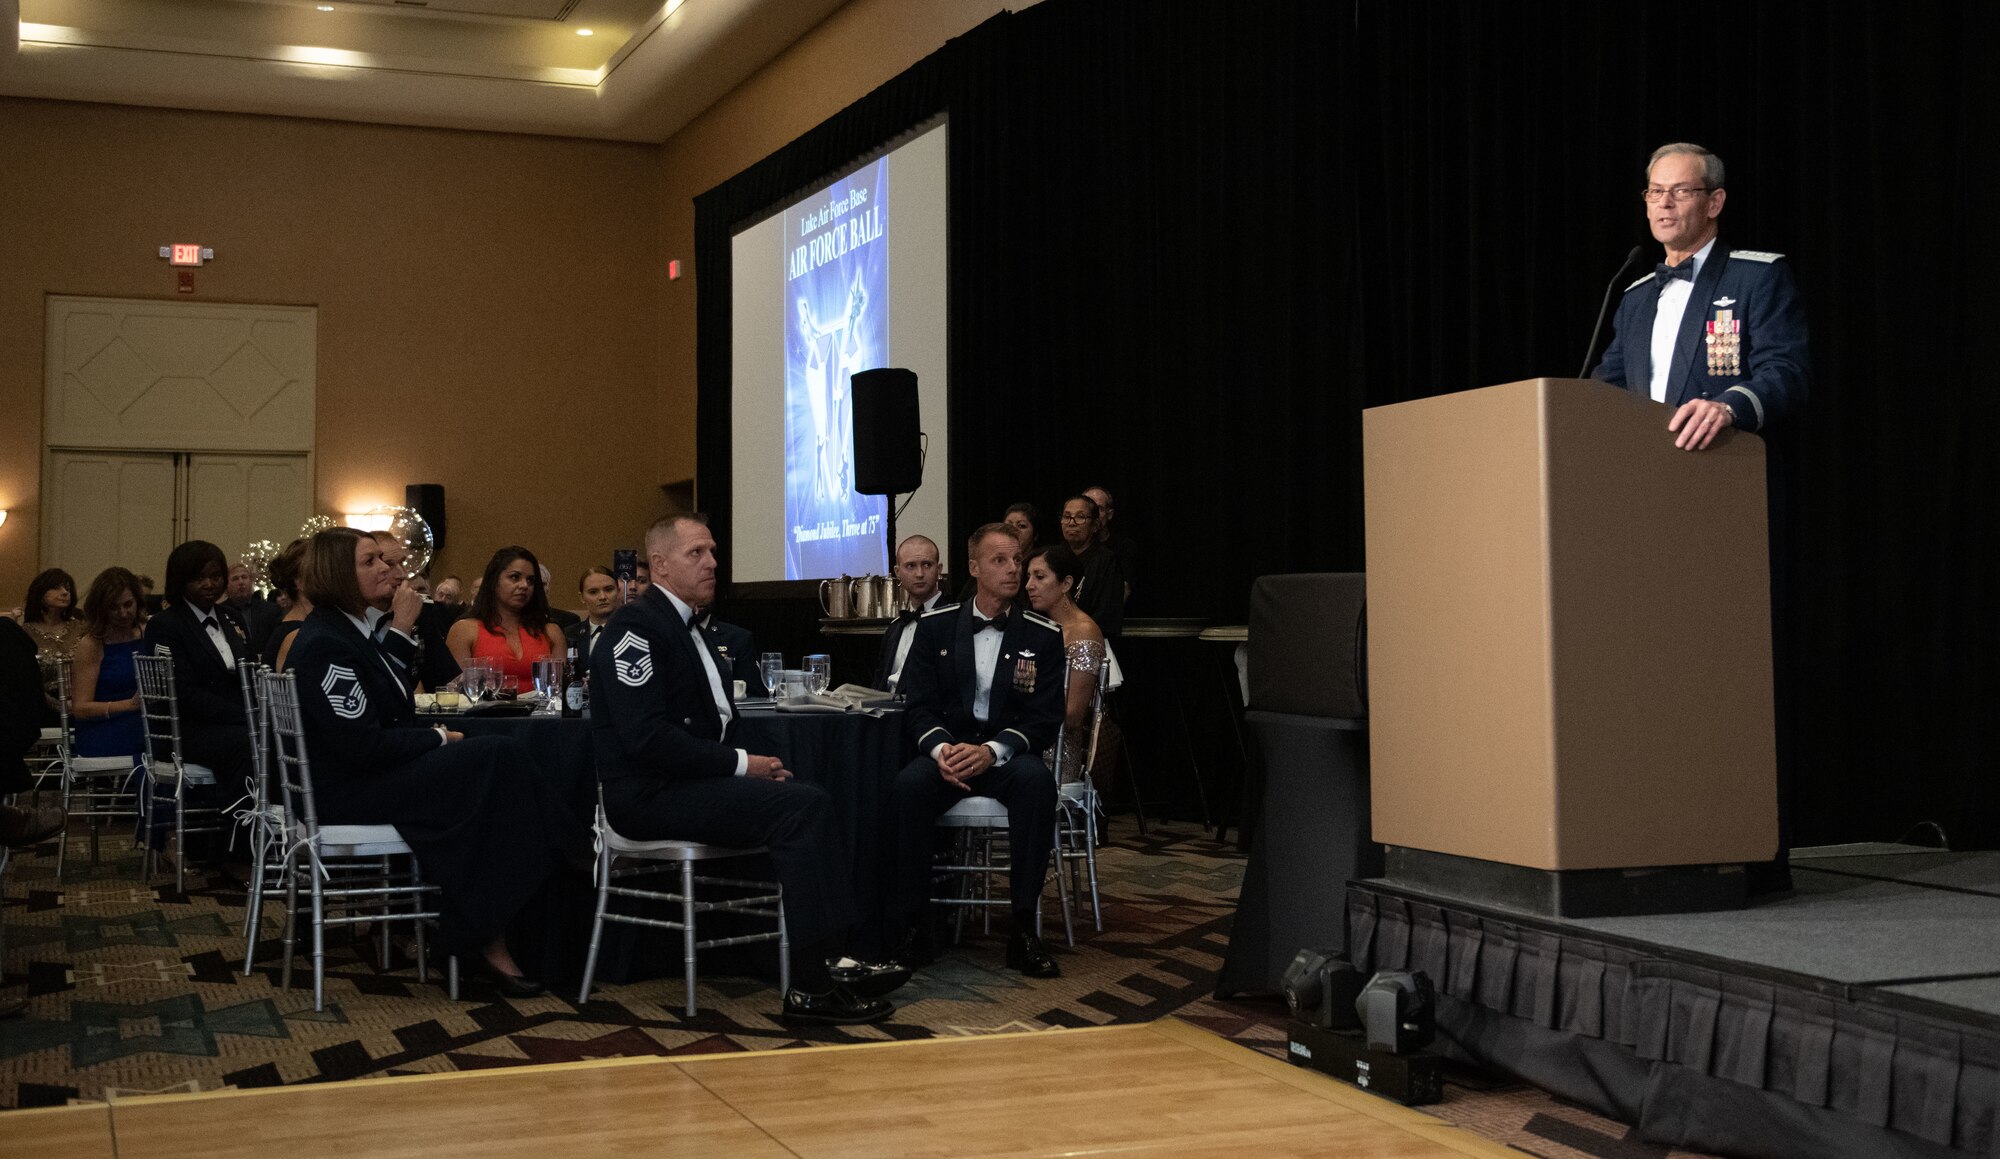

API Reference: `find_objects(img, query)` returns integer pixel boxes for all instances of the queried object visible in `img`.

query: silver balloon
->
[366,505,436,577]
[239,540,282,597]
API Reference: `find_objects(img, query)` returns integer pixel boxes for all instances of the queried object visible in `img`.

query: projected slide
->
[782,158,890,580]
[731,119,947,584]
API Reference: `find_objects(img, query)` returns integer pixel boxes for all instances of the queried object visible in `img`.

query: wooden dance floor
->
[6,1019,1511,1158]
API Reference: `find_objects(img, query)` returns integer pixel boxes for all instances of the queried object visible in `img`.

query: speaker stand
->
[884,496,897,577]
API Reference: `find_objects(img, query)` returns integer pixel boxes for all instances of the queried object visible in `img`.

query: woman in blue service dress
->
[286,528,587,997]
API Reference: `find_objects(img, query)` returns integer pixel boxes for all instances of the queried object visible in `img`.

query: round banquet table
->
[422,705,912,985]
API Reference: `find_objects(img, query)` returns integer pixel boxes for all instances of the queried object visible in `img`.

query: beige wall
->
[0,96,664,604]
[653,0,1023,489]
[1,0,1021,603]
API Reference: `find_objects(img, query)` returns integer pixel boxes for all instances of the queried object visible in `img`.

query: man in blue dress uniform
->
[889,524,1067,977]
[590,514,907,1023]
[1591,142,1810,449]
[1592,143,1811,892]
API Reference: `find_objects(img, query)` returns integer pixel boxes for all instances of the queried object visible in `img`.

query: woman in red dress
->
[445,546,566,684]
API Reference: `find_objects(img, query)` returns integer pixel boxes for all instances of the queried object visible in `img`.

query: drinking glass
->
[759,652,784,700]
[805,654,832,696]
[531,659,562,711]
[499,675,520,700]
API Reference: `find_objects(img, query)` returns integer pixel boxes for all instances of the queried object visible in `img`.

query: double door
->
[43,450,310,588]
[41,294,318,589]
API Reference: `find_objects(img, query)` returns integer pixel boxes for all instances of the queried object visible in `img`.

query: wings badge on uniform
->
[612,630,653,687]
[320,664,368,720]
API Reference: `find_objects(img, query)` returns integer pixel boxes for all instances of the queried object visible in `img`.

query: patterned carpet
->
[0,815,1713,1158]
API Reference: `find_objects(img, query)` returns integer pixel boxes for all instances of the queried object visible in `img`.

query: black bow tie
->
[1655,258,1695,285]
[977,613,1008,634]
[895,608,921,624]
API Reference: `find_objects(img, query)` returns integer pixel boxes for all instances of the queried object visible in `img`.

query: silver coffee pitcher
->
[852,574,896,618]
[819,575,854,618]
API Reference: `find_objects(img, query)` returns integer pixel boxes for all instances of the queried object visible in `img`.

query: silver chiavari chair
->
[1052,651,1111,934]
[577,783,788,1016]
[132,651,227,892]
[232,661,294,975]
[929,663,1076,946]
[257,669,457,1011]
[52,656,142,882]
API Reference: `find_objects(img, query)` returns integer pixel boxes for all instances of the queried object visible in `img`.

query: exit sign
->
[160,244,213,266]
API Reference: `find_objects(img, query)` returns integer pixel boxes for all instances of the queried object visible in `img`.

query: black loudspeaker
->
[851,368,922,495]
[405,483,446,557]
[1248,572,1367,717]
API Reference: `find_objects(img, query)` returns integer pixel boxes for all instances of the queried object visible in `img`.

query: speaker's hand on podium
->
[1669,399,1734,451]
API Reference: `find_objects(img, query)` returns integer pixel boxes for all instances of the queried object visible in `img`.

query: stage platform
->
[1349,843,2000,1159]
[7,1018,1516,1159]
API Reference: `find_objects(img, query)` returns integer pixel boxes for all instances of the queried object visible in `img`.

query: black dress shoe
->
[779,986,893,1026]
[471,962,547,999]
[1006,931,1060,978]
[826,958,910,998]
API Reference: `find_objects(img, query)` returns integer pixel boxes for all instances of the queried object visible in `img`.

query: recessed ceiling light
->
[316,4,333,9]
[576,27,593,36]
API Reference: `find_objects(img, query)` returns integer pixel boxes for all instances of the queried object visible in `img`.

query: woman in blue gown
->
[70,568,147,760]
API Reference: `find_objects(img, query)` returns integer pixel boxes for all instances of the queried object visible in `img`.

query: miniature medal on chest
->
[1013,651,1037,694]
[1706,298,1742,377]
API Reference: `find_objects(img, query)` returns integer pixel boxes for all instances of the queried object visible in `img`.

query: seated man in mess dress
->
[589,514,907,1024]
[890,523,1067,978]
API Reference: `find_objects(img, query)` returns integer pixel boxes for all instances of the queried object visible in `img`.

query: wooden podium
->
[1362,378,1777,916]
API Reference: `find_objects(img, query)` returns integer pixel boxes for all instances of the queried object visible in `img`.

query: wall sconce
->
[0,509,9,530]
[345,510,393,531]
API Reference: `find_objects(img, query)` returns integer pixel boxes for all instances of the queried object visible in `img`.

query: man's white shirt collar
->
[1684,235,1717,279]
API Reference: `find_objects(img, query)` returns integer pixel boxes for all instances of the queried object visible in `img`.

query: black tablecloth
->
[1216,711,1376,997]
[428,707,911,986]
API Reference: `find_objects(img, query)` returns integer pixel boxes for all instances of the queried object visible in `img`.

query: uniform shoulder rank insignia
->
[320,664,368,720]
[1624,273,1654,293]
[1021,610,1060,632]
[921,603,959,618]
[612,630,653,687]
[1731,249,1783,263]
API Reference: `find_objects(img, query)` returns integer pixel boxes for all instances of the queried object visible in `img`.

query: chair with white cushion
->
[928,662,1077,946]
[232,661,295,975]
[577,787,788,1016]
[257,670,457,1011]
[132,652,226,892]
[50,657,141,883]
[1051,651,1111,934]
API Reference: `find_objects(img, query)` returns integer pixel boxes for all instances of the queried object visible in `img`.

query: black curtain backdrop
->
[696,1,1999,847]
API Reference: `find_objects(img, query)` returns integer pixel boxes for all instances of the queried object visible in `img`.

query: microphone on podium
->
[1578,245,1647,378]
